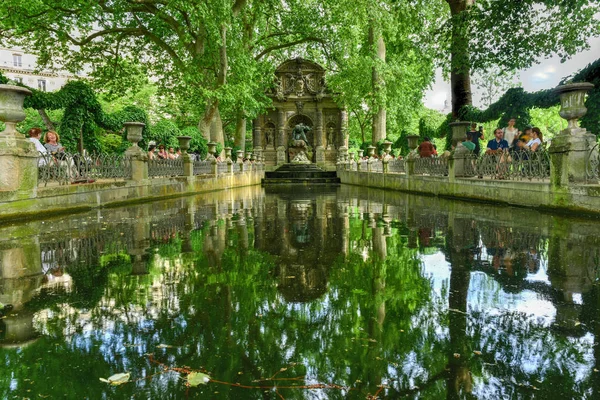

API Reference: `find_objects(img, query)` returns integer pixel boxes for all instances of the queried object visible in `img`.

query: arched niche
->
[286,114,314,147]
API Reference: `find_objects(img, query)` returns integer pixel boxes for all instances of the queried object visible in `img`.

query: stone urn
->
[367,145,376,158]
[224,147,232,160]
[348,152,355,162]
[176,136,192,154]
[207,142,217,159]
[406,135,420,151]
[236,149,244,163]
[555,82,595,131]
[124,122,145,147]
[358,149,364,159]
[0,84,32,137]
[449,121,471,147]
[382,140,392,155]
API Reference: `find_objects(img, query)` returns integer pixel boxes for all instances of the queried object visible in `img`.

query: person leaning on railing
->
[486,128,510,178]
[524,127,543,152]
[44,131,66,160]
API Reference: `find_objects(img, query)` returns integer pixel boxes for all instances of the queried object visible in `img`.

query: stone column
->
[0,85,37,201]
[339,109,348,148]
[548,82,596,186]
[277,109,287,165]
[124,122,149,181]
[315,104,325,164]
[252,117,262,152]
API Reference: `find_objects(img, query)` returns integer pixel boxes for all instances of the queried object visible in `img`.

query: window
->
[38,79,47,92]
[12,54,22,67]
[14,77,23,84]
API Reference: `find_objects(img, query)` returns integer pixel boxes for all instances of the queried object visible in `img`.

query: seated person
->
[418,137,435,158]
[44,130,66,157]
[486,128,509,154]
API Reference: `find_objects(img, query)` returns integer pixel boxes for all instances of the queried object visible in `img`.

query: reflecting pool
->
[1,185,599,399]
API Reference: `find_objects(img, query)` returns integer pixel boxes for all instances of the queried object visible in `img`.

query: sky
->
[423,37,600,111]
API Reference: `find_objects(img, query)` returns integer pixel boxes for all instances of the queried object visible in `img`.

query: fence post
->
[0,85,38,201]
[212,159,218,176]
[124,122,148,181]
[177,135,193,177]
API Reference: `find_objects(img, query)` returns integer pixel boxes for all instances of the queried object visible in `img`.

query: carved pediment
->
[272,58,328,99]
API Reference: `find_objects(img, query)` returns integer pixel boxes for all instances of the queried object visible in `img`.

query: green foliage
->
[0,70,8,84]
[98,133,124,154]
[149,120,180,149]
[181,126,208,158]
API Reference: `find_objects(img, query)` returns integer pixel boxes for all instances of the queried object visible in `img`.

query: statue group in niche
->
[289,123,312,164]
[265,126,275,147]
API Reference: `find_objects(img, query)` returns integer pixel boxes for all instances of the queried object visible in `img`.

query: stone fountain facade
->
[252,58,348,169]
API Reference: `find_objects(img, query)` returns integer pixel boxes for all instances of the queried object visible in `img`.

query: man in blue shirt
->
[486,128,509,154]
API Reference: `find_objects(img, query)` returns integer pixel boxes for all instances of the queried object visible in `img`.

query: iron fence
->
[414,157,448,176]
[465,150,550,180]
[387,159,406,174]
[586,143,600,182]
[148,158,184,178]
[193,159,213,175]
[37,152,131,186]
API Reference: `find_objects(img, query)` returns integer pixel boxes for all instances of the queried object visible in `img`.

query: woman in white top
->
[526,127,543,152]
[503,118,519,148]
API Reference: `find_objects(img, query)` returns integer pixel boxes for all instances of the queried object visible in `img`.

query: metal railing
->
[465,150,550,180]
[193,159,213,175]
[414,157,448,176]
[586,144,600,182]
[37,152,131,186]
[148,158,184,178]
[387,159,406,174]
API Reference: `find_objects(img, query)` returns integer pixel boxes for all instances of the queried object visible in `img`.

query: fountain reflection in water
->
[0,185,599,398]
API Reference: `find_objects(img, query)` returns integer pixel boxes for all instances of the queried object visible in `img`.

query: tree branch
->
[255,37,325,60]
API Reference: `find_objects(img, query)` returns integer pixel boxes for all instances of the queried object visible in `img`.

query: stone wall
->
[0,170,264,222]
[337,167,600,215]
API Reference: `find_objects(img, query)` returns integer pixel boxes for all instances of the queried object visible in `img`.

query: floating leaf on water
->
[473,351,482,356]
[187,372,210,387]
[157,344,173,348]
[449,308,467,314]
[100,372,130,385]
[453,353,461,358]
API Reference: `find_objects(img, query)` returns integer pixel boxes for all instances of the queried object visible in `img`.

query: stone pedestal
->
[548,131,596,185]
[0,137,38,201]
[125,147,148,181]
[450,144,473,178]
[449,121,470,148]
[315,146,325,165]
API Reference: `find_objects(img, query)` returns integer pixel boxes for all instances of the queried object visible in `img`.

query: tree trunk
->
[369,22,386,144]
[234,112,246,152]
[447,0,474,118]
[38,109,55,131]
[199,102,218,141]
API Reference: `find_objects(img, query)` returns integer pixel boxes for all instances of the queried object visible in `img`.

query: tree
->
[441,0,600,117]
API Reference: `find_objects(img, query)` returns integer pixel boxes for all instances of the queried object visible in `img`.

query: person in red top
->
[418,137,435,158]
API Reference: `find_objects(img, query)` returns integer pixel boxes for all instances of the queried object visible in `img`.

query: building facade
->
[0,47,79,92]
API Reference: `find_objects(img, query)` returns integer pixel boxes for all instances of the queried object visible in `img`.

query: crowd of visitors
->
[147,141,182,160]
[415,118,546,159]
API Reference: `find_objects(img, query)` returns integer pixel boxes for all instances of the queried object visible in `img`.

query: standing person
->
[418,137,435,158]
[168,147,177,159]
[157,145,168,159]
[466,122,483,156]
[525,127,543,152]
[503,118,519,149]
[148,143,157,160]
[28,127,47,166]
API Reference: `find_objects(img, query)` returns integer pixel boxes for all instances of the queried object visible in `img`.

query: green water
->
[1,185,599,399]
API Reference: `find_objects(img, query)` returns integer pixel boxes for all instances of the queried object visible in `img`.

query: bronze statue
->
[291,123,311,144]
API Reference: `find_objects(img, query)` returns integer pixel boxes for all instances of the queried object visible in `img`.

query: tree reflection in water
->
[0,186,598,399]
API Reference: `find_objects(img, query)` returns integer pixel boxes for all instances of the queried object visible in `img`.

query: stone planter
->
[382,140,392,155]
[0,84,32,137]
[247,152,253,161]
[358,149,364,159]
[555,82,595,131]
[224,147,232,160]
[177,136,192,153]
[124,122,145,147]
[406,135,420,151]
[449,121,471,147]
[207,142,217,159]
[367,145,376,158]
[236,149,244,163]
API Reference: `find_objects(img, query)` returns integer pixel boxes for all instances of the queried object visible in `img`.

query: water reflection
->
[0,185,598,398]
